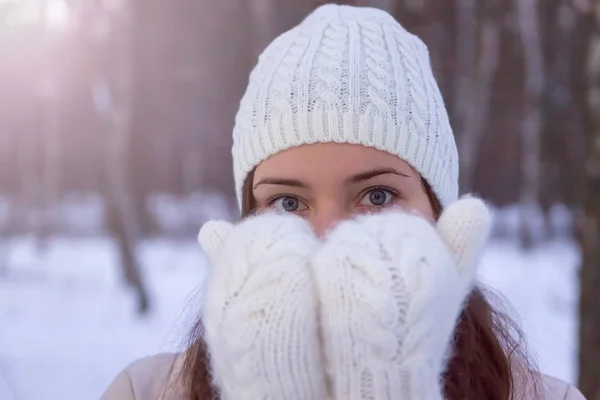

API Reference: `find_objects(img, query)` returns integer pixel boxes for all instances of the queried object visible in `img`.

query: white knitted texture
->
[233,4,458,208]
[312,197,492,400]
[198,213,327,400]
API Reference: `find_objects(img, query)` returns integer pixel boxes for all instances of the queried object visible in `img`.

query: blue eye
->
[359,188,397,207]
[271,196,308,212]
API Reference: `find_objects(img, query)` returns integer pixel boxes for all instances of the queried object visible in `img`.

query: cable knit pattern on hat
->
[198,213,327,400]
[311,197,492,399]
[232,4,459,208]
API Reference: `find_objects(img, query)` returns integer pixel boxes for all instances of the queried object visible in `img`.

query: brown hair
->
[178,170,540,400]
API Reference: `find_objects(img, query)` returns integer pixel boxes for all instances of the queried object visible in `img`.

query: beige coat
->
[100,353,587,400]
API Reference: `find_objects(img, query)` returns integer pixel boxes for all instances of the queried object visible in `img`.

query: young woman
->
[101,4,586,400]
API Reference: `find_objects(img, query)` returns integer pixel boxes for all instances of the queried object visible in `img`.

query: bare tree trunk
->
[127,0,159,235]
[194,0,254,206]
[456,0,502,192]
[39,83,61,249]
[182,146,202,195]
[517,0,545,249]
[39,0,60,241]
[578,1,600,397]
[104,121,150,314]
[454,0,477,191]
[103,79,150,314]
[109,2,150,314]
[249,0,276,52]
[15,101,46,241]
[0,128,11,276]
[367,0,394,11]
[90,2,150,314]
[541,0,579,240]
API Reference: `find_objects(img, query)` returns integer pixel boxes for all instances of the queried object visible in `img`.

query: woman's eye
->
[271,196,307,212]
[359,188,396,207]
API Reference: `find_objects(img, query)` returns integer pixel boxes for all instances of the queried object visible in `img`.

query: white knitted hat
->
[232,4,459,208]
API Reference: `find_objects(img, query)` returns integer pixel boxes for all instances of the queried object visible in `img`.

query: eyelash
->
[267,194,307,207]
[266,186,401,209]
[359,186,401,206]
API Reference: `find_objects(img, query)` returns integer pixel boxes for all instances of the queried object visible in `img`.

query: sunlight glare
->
[2,0,71,31]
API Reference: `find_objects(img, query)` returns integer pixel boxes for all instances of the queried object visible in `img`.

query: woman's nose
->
[309,205,349,237]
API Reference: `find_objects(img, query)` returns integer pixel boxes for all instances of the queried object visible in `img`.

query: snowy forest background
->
[0,0,599,399]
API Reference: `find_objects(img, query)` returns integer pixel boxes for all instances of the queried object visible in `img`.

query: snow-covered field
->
[0,234,580,400]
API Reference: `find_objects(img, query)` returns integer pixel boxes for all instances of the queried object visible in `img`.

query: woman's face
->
[252,143,435,236]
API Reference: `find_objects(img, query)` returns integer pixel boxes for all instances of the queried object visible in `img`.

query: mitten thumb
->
[436,195,492,285]
[198,220,234,266]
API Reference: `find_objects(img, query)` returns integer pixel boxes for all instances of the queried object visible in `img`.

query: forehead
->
[253,143,416,180]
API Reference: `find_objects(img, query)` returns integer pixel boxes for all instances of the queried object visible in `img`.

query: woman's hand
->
[312,196,492,400]
[198,213,327,400]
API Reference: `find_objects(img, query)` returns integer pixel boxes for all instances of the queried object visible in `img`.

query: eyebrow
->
[253,178,307,189]
[253,168,410,190]
[346,168,410,183]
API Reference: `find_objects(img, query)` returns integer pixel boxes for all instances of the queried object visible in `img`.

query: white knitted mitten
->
[198,213,327,400]
[312,196,492,400]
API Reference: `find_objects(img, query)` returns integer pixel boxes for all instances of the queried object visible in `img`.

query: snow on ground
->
[0,235,580,400]
[0,236,207,400]
[478,239,580,383]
